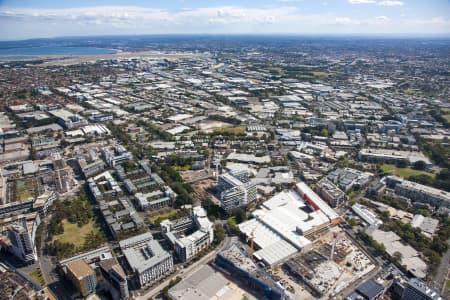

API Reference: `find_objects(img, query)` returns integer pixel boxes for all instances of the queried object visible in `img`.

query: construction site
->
[280,227,377,299]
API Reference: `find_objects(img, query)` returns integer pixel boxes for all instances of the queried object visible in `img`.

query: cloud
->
[333,17,355,24]
[348,0,376,4]
[0,5,449,39]
[377,1,404,6]
[349,0,404,6]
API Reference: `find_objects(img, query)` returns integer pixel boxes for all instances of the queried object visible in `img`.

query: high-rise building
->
[401,278,442,300]
[217,170,256,211]
[66,259,97,297]
[8,220,37,263]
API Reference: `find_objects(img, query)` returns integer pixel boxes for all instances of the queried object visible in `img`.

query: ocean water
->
[0,46,116,60]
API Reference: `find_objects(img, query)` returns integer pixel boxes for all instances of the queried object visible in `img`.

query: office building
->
[401,278,442,300]
[121,233,173,287]
[102,145,132,167]
[218,170,257,211]
[315,178,346,207]
[66,259,97,297]
[7,219,37,263]
[98,258,129,300]
[161,206,214,262]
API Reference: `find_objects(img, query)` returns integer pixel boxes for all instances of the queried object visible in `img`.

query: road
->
[433,237,450,294]
[37,211,73,300]
[135,236,235,300]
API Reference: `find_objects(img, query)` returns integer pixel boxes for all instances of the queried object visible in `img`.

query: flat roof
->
[66,259,93,279]
[169,265,256,300]
[123,240,171,274]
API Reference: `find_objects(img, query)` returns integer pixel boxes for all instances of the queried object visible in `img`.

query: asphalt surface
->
[433,237,450,294]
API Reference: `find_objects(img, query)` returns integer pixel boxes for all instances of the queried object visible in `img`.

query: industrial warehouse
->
[239,181,340,266]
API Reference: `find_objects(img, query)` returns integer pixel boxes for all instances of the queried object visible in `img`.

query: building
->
[98,258,129,300]
[161,206,214,262]
[52,154,76,193]
[215,244,285,300]
[383,176,450,208]
[120,233,173,287]
[99,198,144,239]
[48,109,88,129]
[346,278,385,300]
[65,259,97,297]
[366,228,426,278]
[7,219,37,263]
[217,170,257,211]
[352,203,383,228]
[168,265,256,300]
[102,145,132,167]
[315,178,346,207]
[410,215,439,238]
[359,148,432,168]
[80,159,105,179]
[401,278,442,300]
[134,189,175,211]
[239,182,339,266]
[327,168,373,192]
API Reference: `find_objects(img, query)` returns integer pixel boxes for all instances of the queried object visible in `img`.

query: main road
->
[135,235,235,300]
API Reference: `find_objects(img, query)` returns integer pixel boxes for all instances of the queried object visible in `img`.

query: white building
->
[102,145,132,167]
[8,219,38,263]
[239,182,340,266]
[351,203,383,228]
[135,187,176,211]
[120,233,173,287]
[218,170,257,211]
[161,206,214,262]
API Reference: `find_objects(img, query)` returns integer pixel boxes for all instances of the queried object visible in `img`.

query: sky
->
[0,0,449,40]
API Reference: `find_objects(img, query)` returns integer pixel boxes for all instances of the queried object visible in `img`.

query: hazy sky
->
[0,0,449,40]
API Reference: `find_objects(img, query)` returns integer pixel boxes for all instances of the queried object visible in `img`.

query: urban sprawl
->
[0,37,450,300]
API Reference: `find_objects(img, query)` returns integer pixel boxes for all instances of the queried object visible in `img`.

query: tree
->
[348,218,358,227]
[395,160,408,168]
[413,160,427,170]
[393,251,403,264]
[229,208,246,224]
[214,224,225,244]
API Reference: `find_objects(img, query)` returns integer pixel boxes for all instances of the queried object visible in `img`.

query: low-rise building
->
[161,206,214,262]
[120,233,173,287]
[315,178,346,207]
[383,176,450,208]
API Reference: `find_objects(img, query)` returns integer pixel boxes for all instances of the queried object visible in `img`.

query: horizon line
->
[2,32,450,43]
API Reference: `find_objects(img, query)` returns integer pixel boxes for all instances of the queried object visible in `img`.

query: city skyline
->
[1,0,450,40]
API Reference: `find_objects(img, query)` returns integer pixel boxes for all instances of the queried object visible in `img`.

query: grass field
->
[402,89,422,95]
[52,220,99,247]
[380,164,435,179]
[147,209,180,223]
[213,126,246,135]
[29,269,45,286]
[443,114,450,122]
[312,71,328,77]
[15,179,36,201]
[268,67,285,76]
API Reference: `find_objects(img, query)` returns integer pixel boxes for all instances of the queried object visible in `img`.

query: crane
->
[330,231,339,261]
[249,223,259,256]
